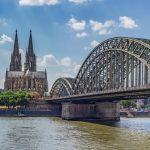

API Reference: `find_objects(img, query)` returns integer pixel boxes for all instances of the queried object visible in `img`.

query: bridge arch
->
[50,78,75,98]
[74,37,150,94]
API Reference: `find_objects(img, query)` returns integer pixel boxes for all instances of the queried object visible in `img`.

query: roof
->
[7,71,46,78]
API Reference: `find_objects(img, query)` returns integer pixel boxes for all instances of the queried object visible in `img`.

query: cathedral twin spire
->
[24,30,36,72]
[9,30,36,72]
[10,30,21,71]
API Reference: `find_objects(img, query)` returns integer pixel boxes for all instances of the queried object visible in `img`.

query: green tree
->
[121,100,136,109]
[0,91,30,109]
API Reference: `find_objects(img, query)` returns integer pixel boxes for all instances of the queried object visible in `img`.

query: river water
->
[0,117,150,150]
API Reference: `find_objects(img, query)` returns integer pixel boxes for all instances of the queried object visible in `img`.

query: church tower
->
[5,30,48,95]
[9,30,22,71]
[24,30,36,72]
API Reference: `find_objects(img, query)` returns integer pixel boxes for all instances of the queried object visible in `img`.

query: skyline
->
[0,0,150,89]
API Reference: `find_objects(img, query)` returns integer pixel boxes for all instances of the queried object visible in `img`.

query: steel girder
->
[73,37,150,95]
[50,78,75,98]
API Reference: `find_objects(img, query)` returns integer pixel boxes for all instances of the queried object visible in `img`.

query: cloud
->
[89,19,115,35]
[83,40,99,52]
[37,54,59,67]
[37,54,74,68]
[37,54,81,82]
[68,0,88,4]
[60,57,72,67]
[89,16,137,35]
[56,64,81,78]
[0,34,13,44]
[119,16,138,29]
[76,32,87,38]
[90,40,99,48]
[68,17,86,31]
[56,72,73,78]
[19,0,59,6]
[73,64,81,73]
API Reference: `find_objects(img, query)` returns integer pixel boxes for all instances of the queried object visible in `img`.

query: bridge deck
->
[47,85,150,103]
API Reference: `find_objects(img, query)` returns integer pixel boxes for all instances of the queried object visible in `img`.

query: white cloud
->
[37,54,74,68]
[68,17,86,31]
[56,72,73,78]
[89,19,115,35]
[90,40,99,48]
[19,0,59,6]
[76,32,87,38]
[68,0,88,4]
[37,54,59,67]
[73,64,81,73]
[60,57,72,67]
[0,34,13,44]
[119,16,138,29]
[37,54,81,83]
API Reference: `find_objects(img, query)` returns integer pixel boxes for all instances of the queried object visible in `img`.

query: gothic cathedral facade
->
[4,30,48,96]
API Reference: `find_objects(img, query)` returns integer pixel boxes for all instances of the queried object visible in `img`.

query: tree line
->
[0,91,39,109]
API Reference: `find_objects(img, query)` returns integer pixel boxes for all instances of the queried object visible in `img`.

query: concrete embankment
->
[0,109,60,117]
[120,111,150,118]
[0,100,61,117]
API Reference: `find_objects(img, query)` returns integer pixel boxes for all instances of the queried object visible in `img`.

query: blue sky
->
[0,0,150,89]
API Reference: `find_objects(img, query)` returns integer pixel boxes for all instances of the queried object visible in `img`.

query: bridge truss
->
[50,78,75,98]
[50,37,150,98]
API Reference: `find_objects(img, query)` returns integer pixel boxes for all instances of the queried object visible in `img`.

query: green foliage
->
[121,100,136,108]
[0,91,30,108]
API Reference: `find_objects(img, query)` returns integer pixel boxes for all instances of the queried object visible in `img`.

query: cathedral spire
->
[13,29,19,55]
[9,30,22,71]
[28,30,33,55]
[24,30,36,72]
[45,68,47,78]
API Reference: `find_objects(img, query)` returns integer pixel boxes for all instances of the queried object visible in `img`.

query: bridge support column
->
[96,101,120,121]
[61,102,95,120]
[61,101,120,121]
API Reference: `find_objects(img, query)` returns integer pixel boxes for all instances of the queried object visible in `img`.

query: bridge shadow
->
[79,118,127,129]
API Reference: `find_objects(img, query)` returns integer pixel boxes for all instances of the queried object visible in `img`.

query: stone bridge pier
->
[61,101,120,121]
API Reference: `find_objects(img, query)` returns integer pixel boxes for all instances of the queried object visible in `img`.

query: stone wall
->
[0,100,61,117]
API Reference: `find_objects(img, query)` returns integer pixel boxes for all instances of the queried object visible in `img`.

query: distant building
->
[0,89,4,93]
[4,30,48,96]
[136,99,144,110]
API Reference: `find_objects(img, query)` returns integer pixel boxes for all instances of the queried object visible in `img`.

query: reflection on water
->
[0,117,150,150]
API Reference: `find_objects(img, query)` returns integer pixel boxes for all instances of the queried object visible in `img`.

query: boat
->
[16,111,27,117]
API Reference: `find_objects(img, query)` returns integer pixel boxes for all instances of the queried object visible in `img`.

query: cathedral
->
[4,30,48,96]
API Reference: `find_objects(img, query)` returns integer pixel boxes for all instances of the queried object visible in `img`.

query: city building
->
[4,30,48,96]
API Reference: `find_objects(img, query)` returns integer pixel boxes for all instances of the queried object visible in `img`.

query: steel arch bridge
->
[50,37,150,98]
[50,78,75,98]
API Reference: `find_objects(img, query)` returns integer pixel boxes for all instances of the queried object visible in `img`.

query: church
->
[4,30,48,96]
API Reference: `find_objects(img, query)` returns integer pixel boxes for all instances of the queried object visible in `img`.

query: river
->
[0,117,150,150]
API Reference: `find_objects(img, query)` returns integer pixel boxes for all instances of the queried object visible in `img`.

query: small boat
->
[17,111,27,117]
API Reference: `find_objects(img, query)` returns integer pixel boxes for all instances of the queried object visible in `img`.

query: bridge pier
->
[96,101,120,121]
[61,102,95,120]
[61,101,120,121]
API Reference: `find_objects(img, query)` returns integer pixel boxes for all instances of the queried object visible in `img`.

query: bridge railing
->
[48,84,150,100]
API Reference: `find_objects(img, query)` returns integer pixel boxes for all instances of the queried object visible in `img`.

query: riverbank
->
[0,109,150,118]
[0,109,60,117]
[120,111,150,118]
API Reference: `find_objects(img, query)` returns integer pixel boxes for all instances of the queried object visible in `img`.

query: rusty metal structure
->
[50,37,150,98]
